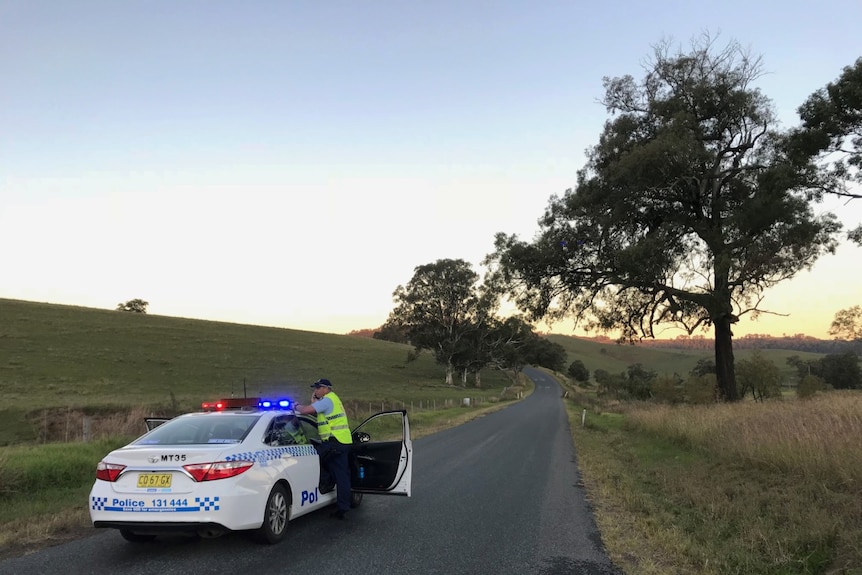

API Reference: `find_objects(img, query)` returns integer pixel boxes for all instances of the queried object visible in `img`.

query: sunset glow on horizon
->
[2,2,860,342]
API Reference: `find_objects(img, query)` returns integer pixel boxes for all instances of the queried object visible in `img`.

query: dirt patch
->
[0,510,94,562]
[0,523,93,561]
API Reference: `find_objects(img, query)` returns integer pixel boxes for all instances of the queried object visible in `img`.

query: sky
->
[1,0,860,340]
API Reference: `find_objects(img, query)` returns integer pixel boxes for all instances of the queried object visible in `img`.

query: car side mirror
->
[353,431,371,443]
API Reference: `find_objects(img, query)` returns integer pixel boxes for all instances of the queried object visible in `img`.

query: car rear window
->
[134,414,262,445]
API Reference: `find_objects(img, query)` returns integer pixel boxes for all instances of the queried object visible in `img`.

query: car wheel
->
[119,529,156,543]
[255,483,289,544]
[350,490,363,508]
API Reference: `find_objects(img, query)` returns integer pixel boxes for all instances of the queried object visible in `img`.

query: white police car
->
[88,397,412,543]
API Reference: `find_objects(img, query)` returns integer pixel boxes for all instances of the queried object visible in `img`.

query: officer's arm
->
[294,404,317,416]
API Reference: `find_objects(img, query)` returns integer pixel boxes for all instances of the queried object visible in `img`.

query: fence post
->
[83,416,92,442]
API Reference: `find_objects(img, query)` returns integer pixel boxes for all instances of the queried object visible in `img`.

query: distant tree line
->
[638,335,861,355]
[634,306,862,355]
[588,350,860,404]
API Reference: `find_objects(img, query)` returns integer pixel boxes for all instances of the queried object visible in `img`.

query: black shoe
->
[329,510,347,520]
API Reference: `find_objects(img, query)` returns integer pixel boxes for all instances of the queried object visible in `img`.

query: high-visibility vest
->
[317,392,352,444]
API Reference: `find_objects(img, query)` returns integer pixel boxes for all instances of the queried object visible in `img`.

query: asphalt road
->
[0,367,620,575]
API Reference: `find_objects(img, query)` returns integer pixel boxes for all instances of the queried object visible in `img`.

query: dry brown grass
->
[569,389,862,574]
[625,391,862,489]
[30,406,169,444]
[0,507,92,560]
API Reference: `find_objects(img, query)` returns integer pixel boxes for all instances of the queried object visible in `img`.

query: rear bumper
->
[88,483,268,531]
[94,521,229,536]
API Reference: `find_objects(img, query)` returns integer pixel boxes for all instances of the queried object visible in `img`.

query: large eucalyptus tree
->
[387,258,482,385]
[486,36,842,401]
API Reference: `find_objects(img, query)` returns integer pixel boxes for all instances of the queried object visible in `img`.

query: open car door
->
[350,410,412,496]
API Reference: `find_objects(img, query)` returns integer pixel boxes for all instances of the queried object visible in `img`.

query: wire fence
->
[351,397,480,413]
[30,388,526,444]
[345,390,524,421]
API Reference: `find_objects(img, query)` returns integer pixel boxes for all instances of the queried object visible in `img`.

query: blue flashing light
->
[258,398,292,410]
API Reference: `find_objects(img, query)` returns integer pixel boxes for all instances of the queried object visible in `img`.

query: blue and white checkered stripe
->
[224,444,317,463]
[91,495,220,512]
[196,496,220,511]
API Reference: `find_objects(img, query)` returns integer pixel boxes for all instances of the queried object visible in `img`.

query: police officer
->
[294,378,353,519]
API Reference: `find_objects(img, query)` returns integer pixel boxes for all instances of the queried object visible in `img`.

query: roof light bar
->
[200,397,293,411]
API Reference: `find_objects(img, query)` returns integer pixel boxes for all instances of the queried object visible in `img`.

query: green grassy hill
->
[0,298,516,444]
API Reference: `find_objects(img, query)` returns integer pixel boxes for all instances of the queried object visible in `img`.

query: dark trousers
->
[316,438,352,513]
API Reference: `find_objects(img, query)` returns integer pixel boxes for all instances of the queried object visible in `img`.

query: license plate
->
[137,473,172,488]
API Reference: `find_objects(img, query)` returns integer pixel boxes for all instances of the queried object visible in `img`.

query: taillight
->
[95,461,126,482]
[183,460,254,482]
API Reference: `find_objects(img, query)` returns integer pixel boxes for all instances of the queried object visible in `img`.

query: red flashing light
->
[201,398,260,411]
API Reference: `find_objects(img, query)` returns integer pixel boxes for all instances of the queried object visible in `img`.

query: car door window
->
[294,414,321,444]
[352,411,404,443]
[264,415,309,446]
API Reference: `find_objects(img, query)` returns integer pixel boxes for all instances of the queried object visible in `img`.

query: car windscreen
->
[133,414,262,445]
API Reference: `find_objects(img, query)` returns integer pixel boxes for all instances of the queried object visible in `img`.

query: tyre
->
[119,529,156,543]
[350,490,363,509]
[255,483,289,544]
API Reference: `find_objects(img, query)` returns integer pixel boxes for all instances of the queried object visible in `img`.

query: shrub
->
[797,374,826,398]
[652,374,683,403]
[683,374,716,404]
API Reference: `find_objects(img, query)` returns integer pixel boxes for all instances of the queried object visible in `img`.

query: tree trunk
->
[713,316,739,402]
[445,361,454,386]
[474,371,482,388]
[461,368,468,385]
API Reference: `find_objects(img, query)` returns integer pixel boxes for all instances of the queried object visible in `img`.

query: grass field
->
[0,298,521,444]
[2,297,859,573]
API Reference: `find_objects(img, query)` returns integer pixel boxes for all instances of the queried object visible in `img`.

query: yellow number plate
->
[137,473,172,488]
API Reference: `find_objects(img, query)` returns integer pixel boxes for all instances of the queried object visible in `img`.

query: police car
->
[89,397,412,543]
